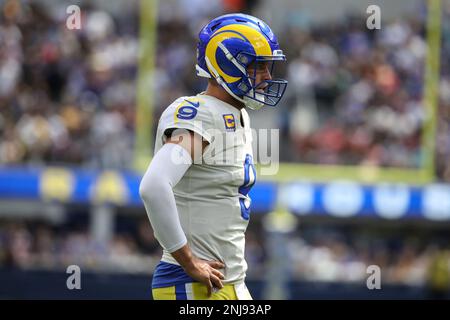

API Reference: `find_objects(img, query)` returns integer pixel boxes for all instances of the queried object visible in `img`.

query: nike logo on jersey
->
[184,99,200,108]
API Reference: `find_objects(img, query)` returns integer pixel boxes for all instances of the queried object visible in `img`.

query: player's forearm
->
[170,244,197,270]
[139,143,192,253]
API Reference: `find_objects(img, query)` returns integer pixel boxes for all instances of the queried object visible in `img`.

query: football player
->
[139,13,287,300]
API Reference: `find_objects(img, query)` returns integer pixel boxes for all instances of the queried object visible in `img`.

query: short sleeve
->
[157,96,215,143]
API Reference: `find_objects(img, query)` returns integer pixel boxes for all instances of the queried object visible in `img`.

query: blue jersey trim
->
[152,261,195,289]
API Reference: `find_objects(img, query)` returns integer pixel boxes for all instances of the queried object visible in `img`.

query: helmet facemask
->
[238,53,288,110]
[203,47,288,110]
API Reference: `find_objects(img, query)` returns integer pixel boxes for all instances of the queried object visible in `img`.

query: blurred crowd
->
[247,222,450,288]
[271,5,449,178]
[0,217,162,274]
[0,1,138,168]
[284,229,443,286]
[1,217,449,289]
[280,17,427,168]
[0,0,450,180]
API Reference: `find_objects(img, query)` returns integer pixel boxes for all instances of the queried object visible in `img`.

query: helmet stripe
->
[214,24,272,56]
[205,31,244,83]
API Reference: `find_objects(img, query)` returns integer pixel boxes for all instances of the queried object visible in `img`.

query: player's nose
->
[263,65,272,81]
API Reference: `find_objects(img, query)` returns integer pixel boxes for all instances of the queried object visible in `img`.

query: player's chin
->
[255,84,268,94]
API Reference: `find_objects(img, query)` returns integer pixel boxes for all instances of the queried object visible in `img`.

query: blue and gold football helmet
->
[196,13,288,110]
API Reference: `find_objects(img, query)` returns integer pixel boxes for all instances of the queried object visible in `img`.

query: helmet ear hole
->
[236,53,250,66]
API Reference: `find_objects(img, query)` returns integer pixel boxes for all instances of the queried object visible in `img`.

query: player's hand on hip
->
[185,257,225,297]
[171,244,225,297]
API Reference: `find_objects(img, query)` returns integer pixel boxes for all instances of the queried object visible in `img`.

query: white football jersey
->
[154,93,256,284]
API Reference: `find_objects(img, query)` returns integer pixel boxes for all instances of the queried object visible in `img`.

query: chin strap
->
[243,94,265,110]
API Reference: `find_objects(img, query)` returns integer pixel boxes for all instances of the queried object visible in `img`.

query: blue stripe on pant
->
[175,283,187,300]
